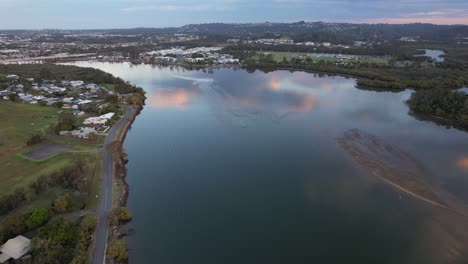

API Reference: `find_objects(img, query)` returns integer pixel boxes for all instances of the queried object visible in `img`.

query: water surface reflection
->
[68,62,468,264]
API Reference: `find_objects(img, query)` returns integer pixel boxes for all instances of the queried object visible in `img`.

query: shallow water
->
[417,49,445,62]
[72,62,468,264]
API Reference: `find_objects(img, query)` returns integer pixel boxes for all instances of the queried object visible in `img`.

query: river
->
[72,62,468,264]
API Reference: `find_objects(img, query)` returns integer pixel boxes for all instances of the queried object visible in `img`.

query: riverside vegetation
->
[0,64,146,263]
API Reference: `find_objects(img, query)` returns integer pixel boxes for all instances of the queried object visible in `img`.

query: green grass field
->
[255,51,389,65]
[0,101,58,154]
[0,102,102,197]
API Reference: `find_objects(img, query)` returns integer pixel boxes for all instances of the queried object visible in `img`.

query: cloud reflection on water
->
[457,157,468,170]
[148,86,200,109]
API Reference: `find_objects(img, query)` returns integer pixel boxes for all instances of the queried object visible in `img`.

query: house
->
[6,74,19,80]
[62,97,74,103]
[0,235,31,263]
[50,86,67,93]
[43,97,60,105]
[20,94,34,102]
[73,110,85,116]
[99,112,115,120]
[71,128,97,139]
[78,99,93,105]
[70,80,84,88]
[82,112,115,130]
[456,87,468,95]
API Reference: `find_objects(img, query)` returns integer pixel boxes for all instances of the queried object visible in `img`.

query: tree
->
[3,214,28,238]
[39,67,52,80]
[125,93,145,106]
[26,208,50,229]
[105,94,119,104]
[54,112,76,133]
[80,215,97,231]
[8,93,20,102]
[27,134,45,146]
[52,193,71,213]
[111,207,132,225]
[32,217,79,264]
[107,239,128,263]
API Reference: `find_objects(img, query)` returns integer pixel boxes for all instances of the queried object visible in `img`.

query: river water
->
[73,62,468,264]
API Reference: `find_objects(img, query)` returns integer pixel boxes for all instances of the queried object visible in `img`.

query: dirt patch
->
[22,143,72,161]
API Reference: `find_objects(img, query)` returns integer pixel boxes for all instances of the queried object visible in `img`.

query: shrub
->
[26,208,50,229]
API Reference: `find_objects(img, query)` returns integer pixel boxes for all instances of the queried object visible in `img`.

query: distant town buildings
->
[142,47,239,65]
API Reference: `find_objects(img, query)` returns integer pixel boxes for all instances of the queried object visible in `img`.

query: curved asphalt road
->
[92,105,134,264]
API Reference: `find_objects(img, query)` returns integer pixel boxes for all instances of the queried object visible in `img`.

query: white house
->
[0,235,31,263]
[70,80,84,88]
[6,74,19,80]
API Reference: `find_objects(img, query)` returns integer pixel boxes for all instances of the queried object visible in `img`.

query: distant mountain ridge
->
[1,22,468,42]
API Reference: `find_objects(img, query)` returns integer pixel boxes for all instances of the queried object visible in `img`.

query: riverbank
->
[91,104,141,264]
[114,105,143,207]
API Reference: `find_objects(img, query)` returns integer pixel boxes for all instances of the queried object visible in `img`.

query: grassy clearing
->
[254,51,389,65]
[0,101,58,154]
[255,51,307,61]
[87,153,103,210]
[0,154,73,195]
[101,83,117,92]
[0,102,103,197]
[0,187,66,226]
[72,145,101,151]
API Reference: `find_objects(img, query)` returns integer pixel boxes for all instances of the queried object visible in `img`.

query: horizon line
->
[1,20,468,31]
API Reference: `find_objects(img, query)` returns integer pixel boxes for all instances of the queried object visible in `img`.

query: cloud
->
[361,8,468,25]
[121,1,236,12]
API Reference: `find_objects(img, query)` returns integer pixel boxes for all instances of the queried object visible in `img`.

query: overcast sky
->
[1,0,467,29]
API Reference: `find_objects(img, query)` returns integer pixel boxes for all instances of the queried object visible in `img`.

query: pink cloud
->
[364,17,468,25]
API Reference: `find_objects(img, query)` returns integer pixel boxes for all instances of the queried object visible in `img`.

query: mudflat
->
[337,129,459,213]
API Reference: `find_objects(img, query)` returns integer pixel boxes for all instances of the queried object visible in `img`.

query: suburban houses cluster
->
[0,31,202,64]
[1,73,121,139]
[141,47,240,65]
[60,112,116,139]
[227,38,371,49]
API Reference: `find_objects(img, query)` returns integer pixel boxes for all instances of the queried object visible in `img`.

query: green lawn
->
[0,102,102,197]
[0,153,73,195]
[101,83,117,92]
[0,101,58,154]
[86,153,103,210]
[254,51,390,65]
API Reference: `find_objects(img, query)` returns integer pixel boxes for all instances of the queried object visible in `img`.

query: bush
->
[52,193,71,213]
[26,208,50,229]
[31,217,79,264]
[0,188,27,215]
[2,214,28,240]
[26,134,45,146]
[107,239,128,262]
[54,112,76,133]
[8,93,20,102]
[111,207,132,225]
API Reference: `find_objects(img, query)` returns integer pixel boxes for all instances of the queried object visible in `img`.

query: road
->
[92,105,134,264]
[0,53,96,64]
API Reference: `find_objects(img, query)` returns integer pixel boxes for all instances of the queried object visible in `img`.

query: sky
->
[0,0,468,29]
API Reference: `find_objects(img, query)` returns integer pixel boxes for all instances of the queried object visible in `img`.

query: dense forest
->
[408,89,468,128]
[241,58,468,91]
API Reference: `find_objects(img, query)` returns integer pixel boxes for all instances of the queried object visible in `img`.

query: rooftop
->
[0,235,31,263]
